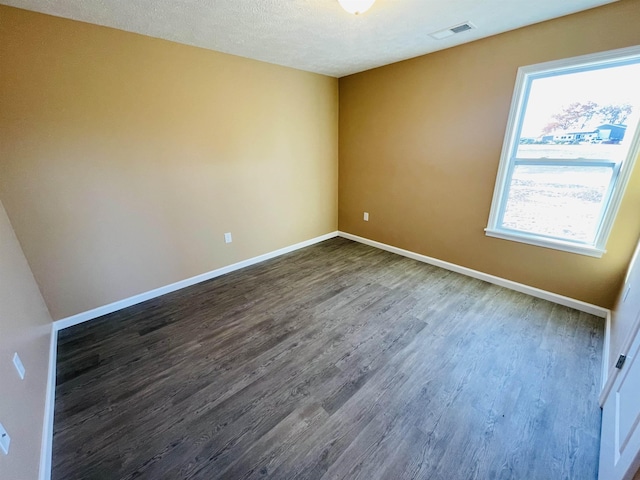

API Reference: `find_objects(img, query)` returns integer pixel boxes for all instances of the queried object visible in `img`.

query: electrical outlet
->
[13,352,25,380]
[363,212,369,221]
[0,422,10,455]
[224,232,233,244]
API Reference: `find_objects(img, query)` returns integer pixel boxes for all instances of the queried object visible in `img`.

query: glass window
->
[486,47,640,257]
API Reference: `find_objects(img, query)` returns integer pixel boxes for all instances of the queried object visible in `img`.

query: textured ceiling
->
[0,0,619,77]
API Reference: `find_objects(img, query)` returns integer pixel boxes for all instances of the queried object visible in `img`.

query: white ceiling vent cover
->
[429,22,477,40]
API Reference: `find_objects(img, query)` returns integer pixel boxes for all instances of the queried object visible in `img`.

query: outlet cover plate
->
[13,352,25,380]
[0,422,10,455]
[224,232,233,244]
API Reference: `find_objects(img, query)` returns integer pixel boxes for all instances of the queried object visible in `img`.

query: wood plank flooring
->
[52,238,603,479]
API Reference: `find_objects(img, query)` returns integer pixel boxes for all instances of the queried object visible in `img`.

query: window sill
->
[484,228,605,258]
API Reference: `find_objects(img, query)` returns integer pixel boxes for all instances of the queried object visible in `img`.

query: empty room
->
[2,0,640,479]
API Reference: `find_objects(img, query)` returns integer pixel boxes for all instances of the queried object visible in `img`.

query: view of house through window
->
[487,48,640,256]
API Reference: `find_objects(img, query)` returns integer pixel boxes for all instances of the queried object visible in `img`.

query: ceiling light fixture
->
[337,0,376,15]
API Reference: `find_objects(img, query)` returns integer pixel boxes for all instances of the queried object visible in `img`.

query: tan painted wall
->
[0,6,339,320]
[0,199,52,479]
[338,0,640,309]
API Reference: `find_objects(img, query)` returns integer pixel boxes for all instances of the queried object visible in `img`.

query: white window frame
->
[485,45,640,258]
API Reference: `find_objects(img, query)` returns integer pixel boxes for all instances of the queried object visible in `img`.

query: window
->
[486,46,640,257]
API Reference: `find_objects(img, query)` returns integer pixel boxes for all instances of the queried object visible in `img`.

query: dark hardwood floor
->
[52,237,603,479]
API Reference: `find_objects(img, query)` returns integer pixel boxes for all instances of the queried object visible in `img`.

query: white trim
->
[522,45,640,73]
[485,229,605,258]
[54,232,339,331]
[486,56,527,230]
[39,325,57,480]
[39,229,612,477]
[599,356,618,407]
[600,242,640,405]
[40,231,338,479]
[338,231,609,318]
[602,310,611,391]
[599,308,640,406]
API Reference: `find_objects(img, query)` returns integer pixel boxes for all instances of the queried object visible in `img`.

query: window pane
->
[501,165,614,243]
[516,63,640,162]
[487,49,640,255]
[517,143,629,161]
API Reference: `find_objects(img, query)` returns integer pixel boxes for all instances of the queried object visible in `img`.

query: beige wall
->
[339,0,640,309]
[0,6,339,320]
[0,199,52,479]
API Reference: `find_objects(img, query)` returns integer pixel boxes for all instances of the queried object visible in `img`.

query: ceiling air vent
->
[429,22,476,40]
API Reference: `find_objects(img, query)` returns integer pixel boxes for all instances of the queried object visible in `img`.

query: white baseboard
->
[39,324,58,480]
[41,231,338,479]
[55,231,339,331]
[41,228,611,477]
[339,231,614,404]
[338,231,610,318]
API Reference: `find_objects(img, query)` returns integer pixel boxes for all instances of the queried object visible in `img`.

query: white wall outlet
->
[224,232,233,244]
[363,212,369,221]
[0,422,10,455]
[13,352,25,380]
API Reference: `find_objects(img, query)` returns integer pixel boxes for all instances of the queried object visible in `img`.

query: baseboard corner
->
[337,231,609,318]
[54,231,340,331]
